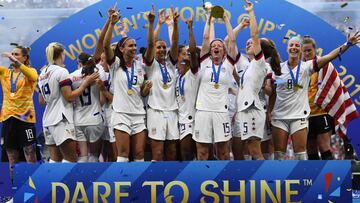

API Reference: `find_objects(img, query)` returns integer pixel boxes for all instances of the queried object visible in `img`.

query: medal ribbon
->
[125,62,135,90]
[158,61,169,84]
[212,62,222,85]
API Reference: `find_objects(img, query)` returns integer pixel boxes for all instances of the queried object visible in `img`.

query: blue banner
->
[0,163,12,202]
[12,161,352,202]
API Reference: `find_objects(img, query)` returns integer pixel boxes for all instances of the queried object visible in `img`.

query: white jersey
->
[70,65,106,126]
[259,66,273,111]
[196,54,235,113]
[112,57,146,114]
[272,60,315,119]
[144,56,177,111]
[229,54,251,117]
[102,72,113,127]
[237,54,269,112]
[176,70,199,123]
[38,65,74,126]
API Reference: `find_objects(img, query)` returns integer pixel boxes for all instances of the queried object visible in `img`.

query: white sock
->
[88,155,99,162]
[229,152,234,161]
[294,151,308,160]
[134,159,144,162]
[116,156,129,162]
[78,156,88,163]
[274,151,286,160]
[243,154,252,160]
[49,159,59,163]
[263,153,274,160]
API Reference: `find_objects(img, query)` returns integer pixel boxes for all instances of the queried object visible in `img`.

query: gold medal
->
[127,89,134,95]
[10,93,15,97]
[163,84,169,89]
[214,83,219,89]
[293,85,299,92]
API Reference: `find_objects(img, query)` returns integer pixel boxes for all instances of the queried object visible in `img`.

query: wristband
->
[345,41,354,47]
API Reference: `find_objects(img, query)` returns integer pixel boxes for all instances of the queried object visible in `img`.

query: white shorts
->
[101,126,116,143]
[147,108,179,141]
[193,110,231,144]
[75,125,105,143]
[179,122,194,140]
[271,118,308,135]
[262,123,272,142]
[112,111,146,136]
[43,119,76,146]
[233,107,265,140]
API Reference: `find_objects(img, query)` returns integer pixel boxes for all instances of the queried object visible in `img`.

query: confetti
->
[1,16,4,20]
[283,36,290,40]
[255,0,259,3]
[276,24,285,30]
[230,0,233,7]
[10,43,19,46]
[340,2,348,8]
[36,29,39,32]
[142,25,148,28]
[0,4,3,7]
[126,7,133,9]
[135,37,142,40]
[344,16,350,23]
[348,27,353,30]
[98,10,103,18]
[11,27,16,29]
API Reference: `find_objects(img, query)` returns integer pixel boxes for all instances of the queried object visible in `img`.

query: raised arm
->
[187,19,199,74]
[223,13,237,59]
[93,8,115,62]
[200,14,212,58]
[103,10,120,65]
[144,5,156,63]
[245,0,261,56]
[154,9,169,41]
[169,8,179,62]
[316,32,360,69]
[224,18,250,48]
[165,9,174,45]
[1,52,37,81]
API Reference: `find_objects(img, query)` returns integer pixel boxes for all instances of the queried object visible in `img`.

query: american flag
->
[315,62,359,138]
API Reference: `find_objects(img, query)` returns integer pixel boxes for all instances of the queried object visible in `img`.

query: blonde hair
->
[46,42,64,65]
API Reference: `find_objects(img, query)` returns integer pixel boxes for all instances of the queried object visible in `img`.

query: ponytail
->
[261,38,282,76]
[46,42,64,65]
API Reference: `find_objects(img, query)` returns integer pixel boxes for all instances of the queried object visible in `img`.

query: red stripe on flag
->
[317,66,337,106]
[324,85,342,112]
